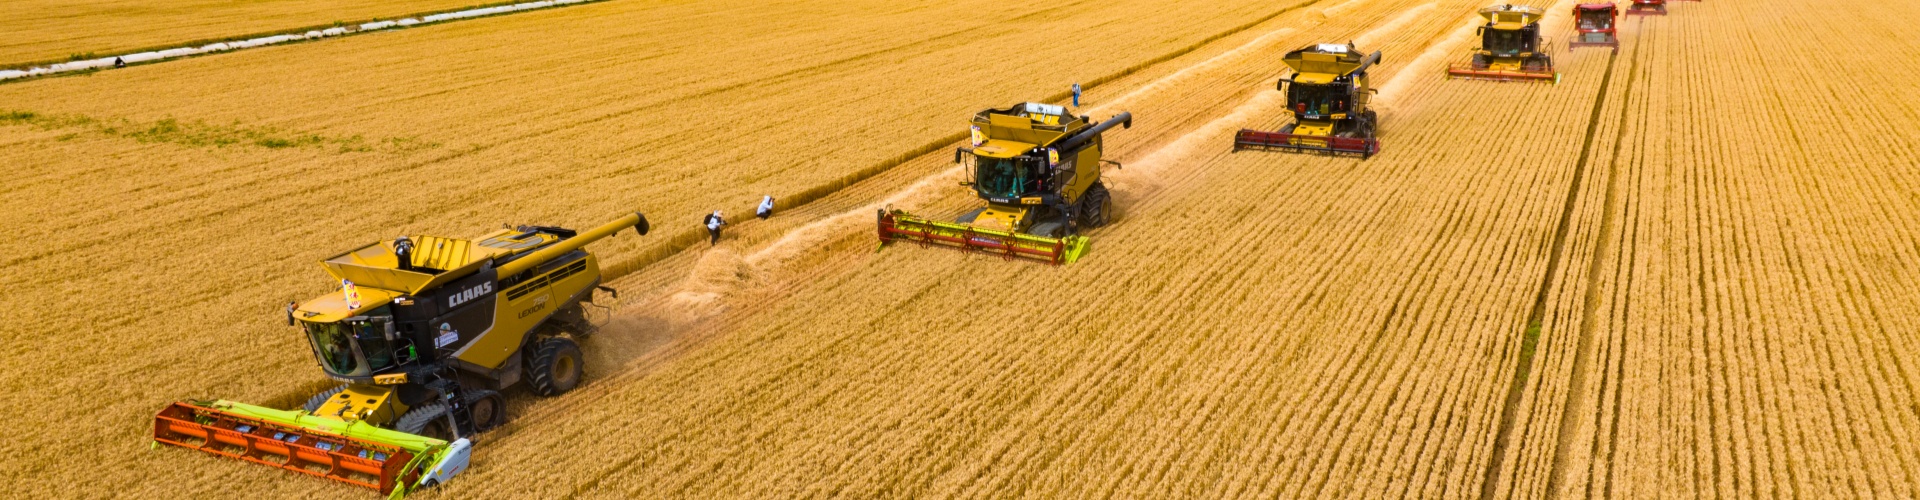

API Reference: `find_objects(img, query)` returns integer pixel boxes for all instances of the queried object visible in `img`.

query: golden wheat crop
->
[1498,0,1920,497]
[1,0,491,66]
[3,0,1917,497]
[431,0,1630,496]
[0,0,1342,496]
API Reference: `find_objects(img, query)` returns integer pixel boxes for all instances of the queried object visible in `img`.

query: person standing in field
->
[705,210,727,245]
[757,195,775,220]
[1072,82,1082,107]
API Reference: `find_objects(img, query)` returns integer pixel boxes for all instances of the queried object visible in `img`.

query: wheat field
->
[1,0,492,66]
[3,0,1918,497]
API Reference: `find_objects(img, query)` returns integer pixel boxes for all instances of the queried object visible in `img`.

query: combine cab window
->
[1578,10,1611,30]
[301,306,399,377]
[1484,27,1537,55]
[975,157,1037,200]
[304,321,364,376]
[1287,83,1352,118]
[357,312,398,372]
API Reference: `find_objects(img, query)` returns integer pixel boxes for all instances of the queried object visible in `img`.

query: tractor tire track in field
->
[1479,11,1639,500]
[1497,14,1635,496]
[1551,17,1643,496]
[1566,16,1643,500]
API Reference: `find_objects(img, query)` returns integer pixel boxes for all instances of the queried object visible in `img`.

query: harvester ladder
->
[429,377,475,438]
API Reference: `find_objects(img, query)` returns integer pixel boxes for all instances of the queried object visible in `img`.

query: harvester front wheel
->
[466,389,506,431]
[302,384,347,413]
[526,337,583,397]
[395,402,454,441]
[1079,183,1113,228]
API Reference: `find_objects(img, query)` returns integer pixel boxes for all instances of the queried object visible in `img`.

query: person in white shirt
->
[704,210,727,245]
[756,195,775,220]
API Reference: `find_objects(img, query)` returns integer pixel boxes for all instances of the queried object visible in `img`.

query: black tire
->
[466,389,506,431]
[525,337,583,397]
[1079,183,1113,229]
[395,402,453,441]
[302,385,348,413]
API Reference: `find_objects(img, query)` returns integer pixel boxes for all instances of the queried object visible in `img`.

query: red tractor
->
[1627,0,1667,16]
[1569,4,1619,51]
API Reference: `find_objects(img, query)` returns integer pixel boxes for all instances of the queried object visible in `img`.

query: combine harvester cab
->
[1447,4,1562,84]
[1234,43,1382,158]
[1569,3,1621,51]
[1626,0,1668,16]
[878,103,1130,265]
[155,211,651,496]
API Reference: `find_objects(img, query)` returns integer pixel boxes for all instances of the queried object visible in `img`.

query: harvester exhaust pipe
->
[1054,112,1132,153]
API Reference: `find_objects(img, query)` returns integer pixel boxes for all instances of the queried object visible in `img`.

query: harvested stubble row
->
[427,0,1629,497]
[1,0,488,67]
[0,0,1347,496]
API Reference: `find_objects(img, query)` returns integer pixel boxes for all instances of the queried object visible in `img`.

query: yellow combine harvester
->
[879,102,1131,265]
[1448,4,1561,84]
[154,212,649,497]
[1235,43,1382,158]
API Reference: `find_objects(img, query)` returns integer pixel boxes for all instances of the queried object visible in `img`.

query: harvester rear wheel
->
[395,402,453,441]
[302,384,347,413]
[526,337,583,397]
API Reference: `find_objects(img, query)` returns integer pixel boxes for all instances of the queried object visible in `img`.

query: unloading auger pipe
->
[495,212,649,277]
[1054,112,1132,152]
[1353,50,1382,75]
